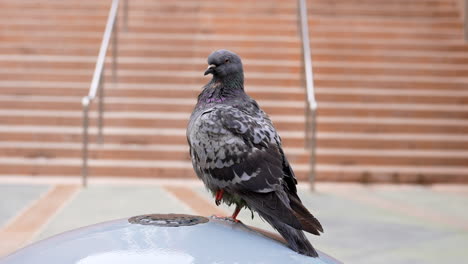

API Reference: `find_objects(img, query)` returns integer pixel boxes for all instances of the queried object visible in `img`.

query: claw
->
[212,215,241,223]
[215,189,224,206]
[213,215,227,218]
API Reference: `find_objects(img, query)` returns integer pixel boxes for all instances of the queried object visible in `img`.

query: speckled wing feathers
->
[188,104,284,193]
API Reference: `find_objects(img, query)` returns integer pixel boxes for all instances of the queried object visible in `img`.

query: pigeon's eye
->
[225,58,230,63]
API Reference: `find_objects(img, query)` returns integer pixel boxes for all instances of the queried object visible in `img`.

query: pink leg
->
[231,205,241,222]
[215,189,224,206]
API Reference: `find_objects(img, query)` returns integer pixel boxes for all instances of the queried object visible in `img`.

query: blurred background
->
[0,0,467,263]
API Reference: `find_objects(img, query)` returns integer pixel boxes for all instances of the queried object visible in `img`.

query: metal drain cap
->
[128,214,209,227]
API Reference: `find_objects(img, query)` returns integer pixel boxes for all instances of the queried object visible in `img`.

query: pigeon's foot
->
[213,215,228,219]
[212,215,242,223]
[231,205,241,222]
[211,215,230,222]
[230,218,241,223]
[215,189,224,206]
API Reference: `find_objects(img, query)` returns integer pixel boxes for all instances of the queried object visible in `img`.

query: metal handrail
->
[297,0,318,190]
[464,0,468,40]
[82,0,127,187]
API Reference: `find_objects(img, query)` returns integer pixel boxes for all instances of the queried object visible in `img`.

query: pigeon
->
[187,49,323,257]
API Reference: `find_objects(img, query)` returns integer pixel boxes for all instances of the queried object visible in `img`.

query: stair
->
[0,0,467,183]
[309,0,468,182]
[0,0,311,180]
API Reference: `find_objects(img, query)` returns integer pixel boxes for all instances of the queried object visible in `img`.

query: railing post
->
[82,97,90,187]
[98,74,104,144]
[308,106,317,191]
[465,0,468,40]
[81,0,120,187]
[305,101,311,148]
[112,14,118,83]
[298,0,317,190]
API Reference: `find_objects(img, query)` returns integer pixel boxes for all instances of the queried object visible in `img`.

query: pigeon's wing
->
[190,104,322,233]
[191,104,286,192]
[191,104,306,228]
[219,103,300,196]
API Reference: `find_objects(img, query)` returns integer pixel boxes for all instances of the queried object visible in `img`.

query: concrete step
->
[2,30,463,48]
[313,52,468,65]
[316,164,468,183]
[2,140,467,169]
[0,87,303,102]
[309,17,462,30]
[8,47,300,61]
[0,59,300,74]
[308,3,459,18]
[9,50,468,79]
[0,141,308,164]
[2,18,462,37]
[310,38,468,52]
[0,56,300,71]
[318,133,468,150]
[0,54,299,67]
[0,2,296,14]
[0,125,307,148]
[1,0,456,11]
[317,102,468,119]
[313,48,468,62]
[0,157,309,180]
[5,67,468,91]
[2,23,462,40]
[2,125,468,153]
[5,52,468,73]
[0,142,190,161]
[0,23,299,37]
[2,93,467,119]
[311,29,462,40]
[3,40,468,58]
[0,110,306,131]
[313,62,468,78]
[0,70,302,87]
[4,137,468,167]
[317,117,468,134]
[4,68,468,93]
[317,149,468,167]
[0,157,197,179]
[0,11,298,26]
[0,32,300,50]
[3,110,468,134]
[0,95,306,116]
[314,74,468,91]
[1,157,466,183]
[315,87,468,105]
[0,80,304,100]
[0,5,297,17]
[0,54,301,73]
[310,0,455,6]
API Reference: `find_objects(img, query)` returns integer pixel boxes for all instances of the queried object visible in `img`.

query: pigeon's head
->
[204,50,243,79]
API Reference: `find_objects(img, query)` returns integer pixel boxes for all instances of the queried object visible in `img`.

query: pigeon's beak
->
[204,64,216,76]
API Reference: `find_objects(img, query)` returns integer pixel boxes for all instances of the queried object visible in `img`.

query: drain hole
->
[129,214,209,227]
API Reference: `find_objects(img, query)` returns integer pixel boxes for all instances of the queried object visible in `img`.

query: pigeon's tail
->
[260,212,319,257]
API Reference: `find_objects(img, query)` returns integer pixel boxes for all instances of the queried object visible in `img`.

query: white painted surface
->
[0,215,340,264]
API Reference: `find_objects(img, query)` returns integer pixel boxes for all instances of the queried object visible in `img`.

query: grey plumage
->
[187,49,323,257]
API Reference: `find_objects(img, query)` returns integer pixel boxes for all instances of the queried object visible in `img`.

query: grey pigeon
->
[187,50,323,257]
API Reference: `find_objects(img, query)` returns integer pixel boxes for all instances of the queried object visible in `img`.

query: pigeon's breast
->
[189,111,242,165]
[188,108,248,189]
